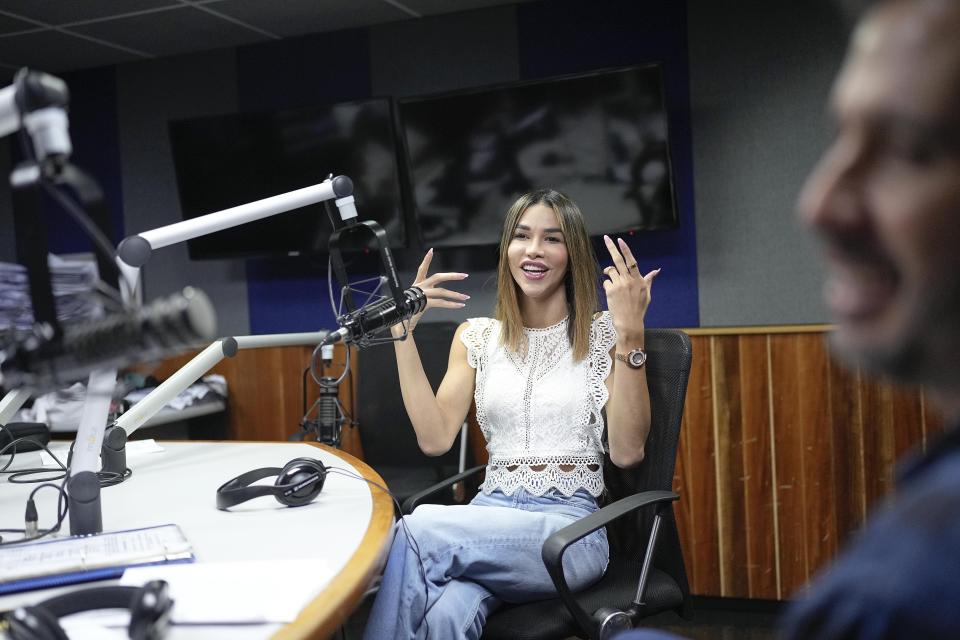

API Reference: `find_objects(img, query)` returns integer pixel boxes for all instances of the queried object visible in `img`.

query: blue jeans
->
[363,488,609,640]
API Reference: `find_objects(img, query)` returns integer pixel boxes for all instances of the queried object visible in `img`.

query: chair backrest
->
[355,321,463,472]
[603,328,692,597]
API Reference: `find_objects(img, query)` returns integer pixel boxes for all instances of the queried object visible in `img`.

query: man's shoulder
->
[781,443,960,639]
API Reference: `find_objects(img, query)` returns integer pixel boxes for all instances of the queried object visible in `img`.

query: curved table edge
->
[274,442,394,639]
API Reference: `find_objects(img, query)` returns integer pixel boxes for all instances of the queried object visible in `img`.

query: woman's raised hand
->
[601,235,659,343]
[393,248,470,336]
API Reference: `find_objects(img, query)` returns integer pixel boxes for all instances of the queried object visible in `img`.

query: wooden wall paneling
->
[890,384,925,461]
[795,334,839,587]
[826,355,867,546]
[859,378,897,512]
[711,335,749,597]
[922,389,947,443]
[736,334,778,599]
[768,334,811,596]
[227,347,299,441]
[676,334,722,595]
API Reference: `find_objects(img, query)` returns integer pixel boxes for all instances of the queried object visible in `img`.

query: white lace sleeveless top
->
[460,312,617,497]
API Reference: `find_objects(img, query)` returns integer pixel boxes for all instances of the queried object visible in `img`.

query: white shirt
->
[461,312,617,497]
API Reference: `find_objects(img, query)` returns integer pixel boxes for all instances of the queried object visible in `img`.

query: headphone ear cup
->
[593,606,632,640]
[128,580,173,640]
[275,458,326,507]
[8,605,69,640]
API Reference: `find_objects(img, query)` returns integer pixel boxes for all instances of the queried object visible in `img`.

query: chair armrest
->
[541,490,679,640]
[401,464,486,514]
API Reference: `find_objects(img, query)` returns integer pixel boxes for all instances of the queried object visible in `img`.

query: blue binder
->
[0,523,195,596]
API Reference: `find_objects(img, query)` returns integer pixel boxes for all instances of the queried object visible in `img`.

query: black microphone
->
[316,383,344,445]
[322,286,426,347]
[1,287,217,392]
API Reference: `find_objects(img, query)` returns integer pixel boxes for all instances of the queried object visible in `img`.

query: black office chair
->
[355,321,471,505]
[402,328,693,640]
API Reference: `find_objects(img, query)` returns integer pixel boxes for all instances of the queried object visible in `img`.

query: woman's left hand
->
[602,235,660,343]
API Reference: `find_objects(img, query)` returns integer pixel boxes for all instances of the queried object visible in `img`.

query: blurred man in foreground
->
[622,1,960,638]
[783,0,960,636]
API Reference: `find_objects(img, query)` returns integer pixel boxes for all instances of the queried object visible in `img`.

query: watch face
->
[629,350,646,367]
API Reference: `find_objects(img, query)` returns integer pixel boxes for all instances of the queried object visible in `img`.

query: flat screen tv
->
[398,65,679,247]
[168,98,406,259]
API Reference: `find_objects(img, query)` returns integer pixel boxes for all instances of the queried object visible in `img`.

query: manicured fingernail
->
[462,294,471,299]
[457,302,466,307]
[604,235,611,242]
[461,273,469,278]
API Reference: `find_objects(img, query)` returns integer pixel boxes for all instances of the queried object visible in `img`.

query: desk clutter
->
[0,441,388,638]
[11,375,227,434]
[0,257,100,333]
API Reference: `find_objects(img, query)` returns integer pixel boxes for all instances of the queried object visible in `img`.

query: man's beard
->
[829,287,960,390]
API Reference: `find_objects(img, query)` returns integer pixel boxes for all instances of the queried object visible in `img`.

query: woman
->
[364,189,658,639]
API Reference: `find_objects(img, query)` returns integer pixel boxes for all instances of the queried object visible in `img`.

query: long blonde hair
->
[494,189,599,361]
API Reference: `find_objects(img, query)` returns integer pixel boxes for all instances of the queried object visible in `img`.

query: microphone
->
[1,287,217,392]
[322,286,426,347]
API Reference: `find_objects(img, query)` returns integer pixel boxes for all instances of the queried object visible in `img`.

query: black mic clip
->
[327,219,419,349]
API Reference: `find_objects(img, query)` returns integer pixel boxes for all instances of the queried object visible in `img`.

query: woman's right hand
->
[392,248,470,337]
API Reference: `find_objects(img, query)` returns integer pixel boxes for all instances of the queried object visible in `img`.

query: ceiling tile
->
[401,0,534,15]
[0,30,141,73]
[210,0,409,37]
[70,7,271,58]
[0,0,180,26]
[0,12,37,35]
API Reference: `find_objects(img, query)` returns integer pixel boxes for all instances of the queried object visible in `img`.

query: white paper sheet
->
[119,558,335,624]
[39,438,164,468]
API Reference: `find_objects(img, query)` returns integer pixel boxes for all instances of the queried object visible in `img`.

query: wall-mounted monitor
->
[168,98,406,260]
[398,65,679,247]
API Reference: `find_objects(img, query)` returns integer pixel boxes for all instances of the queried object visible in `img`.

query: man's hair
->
[494,189,599,362]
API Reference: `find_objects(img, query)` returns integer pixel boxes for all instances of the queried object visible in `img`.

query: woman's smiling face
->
[507,203,570,303]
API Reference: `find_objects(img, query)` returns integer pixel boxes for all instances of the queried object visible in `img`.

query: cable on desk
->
[0,481,68,546]
[325,466,432,638]
[0,427,69,483]
[0,425,133,546]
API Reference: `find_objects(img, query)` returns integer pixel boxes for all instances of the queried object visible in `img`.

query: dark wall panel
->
[52,66,125,254]
[116,51,249,336]
[517,0,699,329]
[236,29,372,112]
[236,30,373,334]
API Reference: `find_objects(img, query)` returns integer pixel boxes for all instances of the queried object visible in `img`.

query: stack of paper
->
[0,255,100,331]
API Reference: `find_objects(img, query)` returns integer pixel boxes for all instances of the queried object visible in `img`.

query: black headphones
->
[6,580,172,640]
[216,457,327,510]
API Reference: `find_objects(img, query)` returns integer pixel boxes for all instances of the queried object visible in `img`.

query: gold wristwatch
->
[615,347,647,369]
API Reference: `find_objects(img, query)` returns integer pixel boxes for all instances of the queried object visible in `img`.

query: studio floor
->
[341,595,781,640]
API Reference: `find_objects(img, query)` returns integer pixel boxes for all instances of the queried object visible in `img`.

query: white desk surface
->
[0,441,394,639]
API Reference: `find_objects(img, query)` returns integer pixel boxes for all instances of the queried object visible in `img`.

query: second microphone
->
[322,286,426,347]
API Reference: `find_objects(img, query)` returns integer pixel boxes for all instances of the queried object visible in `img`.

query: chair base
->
[482,565,683,640]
